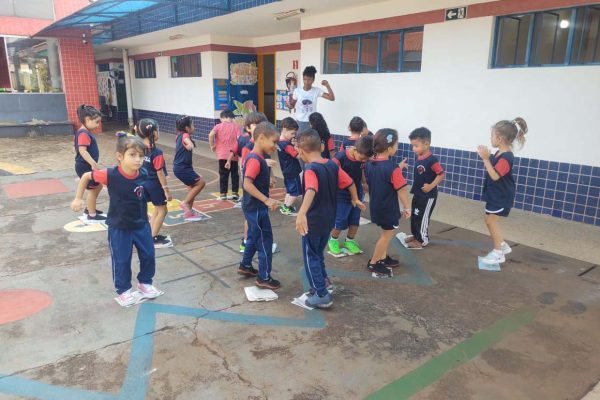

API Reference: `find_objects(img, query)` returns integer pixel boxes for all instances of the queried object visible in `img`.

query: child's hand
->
[71,199,84,212]
[270,177,276,188]
[164,187,173,201]
[224,161,231,170]
[422,183,433,193]
[399,158,408,170]
[477,145,490,160]
[352,199,366,211]
[265,159,277,168]
[321,79,330,86]
[184,142,194,151]
[264,198,279,211]
[402,208,411,219]
[296,213,308,236]
[362,183,369,194]
[210,145,216,152]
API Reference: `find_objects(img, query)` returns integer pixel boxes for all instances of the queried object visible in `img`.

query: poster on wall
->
[227,53,258,116]
[276,90,288,111]
[213,79,229,111]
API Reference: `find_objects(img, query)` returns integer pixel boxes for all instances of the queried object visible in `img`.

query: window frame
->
[170,53,202,78]
[492,5,600,68]
[323,26,423,74]
[134,58,156,79]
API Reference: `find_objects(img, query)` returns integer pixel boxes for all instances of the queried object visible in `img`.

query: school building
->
[2,0,599,227]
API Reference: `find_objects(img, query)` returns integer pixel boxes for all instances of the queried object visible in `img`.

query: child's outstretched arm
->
[321,80,335,101]
[71,172,93,211]
[295,189,315,236]
[78,147,98,170]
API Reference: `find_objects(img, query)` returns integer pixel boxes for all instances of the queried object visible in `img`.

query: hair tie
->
[386,134,393,144]
[513,120,522,133]
[116,131,128,138]
[146,124,152,130]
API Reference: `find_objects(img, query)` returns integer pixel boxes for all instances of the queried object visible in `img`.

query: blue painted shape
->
[0,375,118,400]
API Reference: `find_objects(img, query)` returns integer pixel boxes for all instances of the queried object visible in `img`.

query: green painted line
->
[367,308,536,400]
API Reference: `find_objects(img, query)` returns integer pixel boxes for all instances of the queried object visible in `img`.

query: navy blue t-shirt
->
[74,128,99,171]
[334,150,364,203]
[365,158,408,226]
[277,140,302,178]
[237,133,251,158]
[174,132,194,170]
[339,136,359,152]
[303,160,344,236]
[92,167,148,230]
[483,151,515,209]
[242,152,270,212]
[411,152,444,198]
[143,146,168,181]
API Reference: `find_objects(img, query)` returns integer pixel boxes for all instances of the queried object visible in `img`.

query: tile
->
[2,179,70,199]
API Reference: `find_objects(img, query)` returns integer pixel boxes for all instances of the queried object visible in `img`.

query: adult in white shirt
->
[289,66,335,132]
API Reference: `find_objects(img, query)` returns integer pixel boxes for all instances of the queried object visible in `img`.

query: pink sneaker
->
[137,283,164,299]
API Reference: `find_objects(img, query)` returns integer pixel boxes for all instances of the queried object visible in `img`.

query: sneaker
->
[256,276,281,290]
[404,235,416,243]
[324,277,333,292]
[239,239,246,253]
[238,263,258,277]
[153,235,173,248]
[231,194,240,202]
[501,242,512,255]
[305,292,333,309]
[328,238,342,255]
[481,250,505,264]
[383,255,400,268]
[86,213,107,223]
[407,240,423,250]
[84,208,104,215]
[279,205,293,216]
[116,289,137,307]
[343,239,362,255]
[219,194,227,201]
[272,242,278,254]
[182,208,204,222]
[368,260,393,277]
[137,283,163,299]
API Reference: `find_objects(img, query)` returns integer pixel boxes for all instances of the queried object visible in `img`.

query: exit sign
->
[445,6,467,21]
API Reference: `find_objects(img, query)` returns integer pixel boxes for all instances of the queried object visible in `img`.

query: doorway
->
[258,54,275,123]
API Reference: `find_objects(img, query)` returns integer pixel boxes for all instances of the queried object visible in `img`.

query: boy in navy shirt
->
[405,128,445,249]
[328,135,373,255]
[238,121,282,289]
[277,117,301,216]
[339,116,368,151]
[296,129,365,308]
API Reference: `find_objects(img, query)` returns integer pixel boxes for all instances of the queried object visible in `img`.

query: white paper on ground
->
[291,292,314,310]
[396,232,410,248]
[244,286,278,302]
[114,290,148,307]
[78,215,107,225]
[359,217,371,226]
[478,257,502,272]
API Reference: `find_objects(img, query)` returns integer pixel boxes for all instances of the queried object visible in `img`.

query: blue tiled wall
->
[132,108,600,227]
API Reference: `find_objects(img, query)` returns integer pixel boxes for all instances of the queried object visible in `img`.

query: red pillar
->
[0,38,10,89]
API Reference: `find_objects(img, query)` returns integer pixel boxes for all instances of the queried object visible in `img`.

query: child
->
[477,117,528,264]
[209,109,241,201]
[309,112,336,159]
[276,117,301,216]
[238,121,282,289]
[71,134,163,307]
[73,104,106,223]
[137,118,173,248]
[404,127,445,249]
[173,115,206,221]
[295,129,365,308]
[328,135,374,255]
[365,129,411,277]
[339,116,369,151]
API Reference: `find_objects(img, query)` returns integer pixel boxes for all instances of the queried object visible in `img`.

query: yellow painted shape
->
[210,190,243,198]
[0,162,34,175]
[63,220,107,233]
[147,199,182,214]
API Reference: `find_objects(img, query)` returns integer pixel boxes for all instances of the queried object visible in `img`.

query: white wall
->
[275,50,300,121]
[302,16,600,166]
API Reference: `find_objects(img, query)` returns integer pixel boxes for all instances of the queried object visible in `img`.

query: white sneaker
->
[272,242,278,253]
[481,250,505,264]
[500,242,512,255]
[137,283,164,299]
[115,289,137,307]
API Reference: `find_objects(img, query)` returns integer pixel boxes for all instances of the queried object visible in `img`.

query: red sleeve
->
[337,168,353,190]
[327,137,335,151]
[284,144,298,158]
[77,132,91,147]
[91,169,108,186]
[332,157,341,167]
[182,133,190,142]
[431,162,444,175]
[391,167,408,191]
[495,158,510,177]
[241,147,250,163]
[304,170,318,193]
[152,154,165,171]
[244,158,261,180]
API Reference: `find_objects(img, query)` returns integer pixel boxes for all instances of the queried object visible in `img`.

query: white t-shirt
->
[292,86,324,122]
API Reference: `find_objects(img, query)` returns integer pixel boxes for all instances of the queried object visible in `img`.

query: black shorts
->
[377,222,399,231]
[75,164,99,189]
[485,203,511,217]
[144,180,167,206]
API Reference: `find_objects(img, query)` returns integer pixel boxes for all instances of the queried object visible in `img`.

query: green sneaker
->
[328,238,341,255]
[344,239,362,255]
[239,239,246,253]
[280,205,293,216]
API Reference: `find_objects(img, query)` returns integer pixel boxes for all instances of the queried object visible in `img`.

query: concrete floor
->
[0,132,599,400]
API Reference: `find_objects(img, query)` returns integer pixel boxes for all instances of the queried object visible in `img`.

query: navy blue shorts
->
[335,200,361,230]
[75,163,99,189]
[174,167,202,186]
[485,203,511,217]
[144,180,167,206]
[377,221,399,231]
[283,175,302,197]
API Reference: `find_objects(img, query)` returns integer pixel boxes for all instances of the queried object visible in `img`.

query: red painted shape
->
[2,179,70,199]
[193,199,235,213]
[270,187,286,201]
[0,290,52,325]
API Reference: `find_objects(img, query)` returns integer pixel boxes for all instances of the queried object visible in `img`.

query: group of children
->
[70,102,528,308]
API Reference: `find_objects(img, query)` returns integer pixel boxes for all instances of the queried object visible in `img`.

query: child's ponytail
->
[492,117,528,149]
[137,118,159,149]
[513,117,528,149]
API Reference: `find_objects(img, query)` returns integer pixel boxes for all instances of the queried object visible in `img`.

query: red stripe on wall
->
[0,16,53,36]
[129,42,301,60]
[468,0,600,17]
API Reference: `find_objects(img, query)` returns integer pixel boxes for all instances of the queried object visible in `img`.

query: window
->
[171,53,202,77]
[324,27,423,74]
[4,37,62,93]
[134,59,156,78]
[493,5,600,67]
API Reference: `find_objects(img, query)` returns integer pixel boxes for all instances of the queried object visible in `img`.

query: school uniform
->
[303,159,353,296]
[213,121,241,195]
[339,136,359,152]
[142,146,168,206]
[173,131,201,186]
[241,151,273,280]
[333,150,364,230]
[74,128,100,189]
[410,152,444,245]
[365,158,408,230]
[482,151,515,217]
[92,167,155,294]
[321,136,335,159]
[277,139,302,196]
